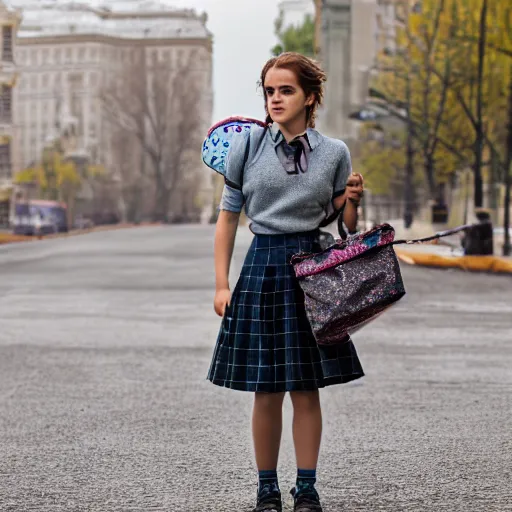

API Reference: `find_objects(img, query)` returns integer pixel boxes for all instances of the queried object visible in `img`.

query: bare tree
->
[102,47,204,221]
[110,128,144,222]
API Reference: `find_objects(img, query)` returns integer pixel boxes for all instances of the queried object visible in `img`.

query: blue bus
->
[12,200,68,236]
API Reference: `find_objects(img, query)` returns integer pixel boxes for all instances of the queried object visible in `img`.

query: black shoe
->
[290,486,323,512]
[252,484,282,512]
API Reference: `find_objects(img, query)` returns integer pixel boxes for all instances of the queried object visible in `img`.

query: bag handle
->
[391,223,474,246]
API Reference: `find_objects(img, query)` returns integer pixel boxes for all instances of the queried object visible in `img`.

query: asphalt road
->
[1,225,511,512]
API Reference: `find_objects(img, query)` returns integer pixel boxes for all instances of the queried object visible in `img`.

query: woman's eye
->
[283,89,294,95]
[265,88,274,96]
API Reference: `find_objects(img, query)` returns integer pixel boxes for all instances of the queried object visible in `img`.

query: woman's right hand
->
[214,288,231,317]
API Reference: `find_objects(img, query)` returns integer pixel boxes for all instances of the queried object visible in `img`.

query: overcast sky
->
[166,0,282,123]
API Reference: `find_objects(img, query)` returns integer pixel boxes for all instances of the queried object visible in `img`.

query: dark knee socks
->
[257,468,318,498]
[295,468,317,497]
[258,469,279,495]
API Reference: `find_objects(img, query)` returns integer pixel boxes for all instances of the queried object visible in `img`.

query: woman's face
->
[264,66,313,129]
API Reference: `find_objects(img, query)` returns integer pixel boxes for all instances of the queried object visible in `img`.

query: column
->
[319,0,352,139]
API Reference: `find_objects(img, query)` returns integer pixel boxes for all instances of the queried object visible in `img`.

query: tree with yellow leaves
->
[372,0,512,242]
[14,141,104,226]
[372,0,474,207]
[354,126,405,196]
[432,0,511,253]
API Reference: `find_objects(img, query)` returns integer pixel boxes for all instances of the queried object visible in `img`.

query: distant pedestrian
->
[207,52,364,512]
[34,212,43,239]
[461,208,494,255]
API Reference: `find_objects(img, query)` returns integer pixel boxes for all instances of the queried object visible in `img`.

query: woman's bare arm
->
[213,210,241,315]
[333,173,363,233]
[342,200,358,232]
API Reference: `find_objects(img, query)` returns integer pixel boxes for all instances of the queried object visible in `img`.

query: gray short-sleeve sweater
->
[221,124,352,235]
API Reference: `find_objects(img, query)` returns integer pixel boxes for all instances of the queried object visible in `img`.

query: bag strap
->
[242,132,251,175]
[240,126,268,190]
[391,223,473,246]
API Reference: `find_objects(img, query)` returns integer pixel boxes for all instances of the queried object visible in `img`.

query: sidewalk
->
[324,219,512,275]
[389,220,512,275]
[0,223,156,245]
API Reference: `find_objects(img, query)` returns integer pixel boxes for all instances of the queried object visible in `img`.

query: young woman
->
[207,52,365,512]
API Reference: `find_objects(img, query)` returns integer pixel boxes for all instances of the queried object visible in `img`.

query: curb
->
[0,223,157,245]
[395,248,512,275]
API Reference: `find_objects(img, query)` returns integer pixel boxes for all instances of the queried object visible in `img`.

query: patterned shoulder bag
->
[291,223,472,345]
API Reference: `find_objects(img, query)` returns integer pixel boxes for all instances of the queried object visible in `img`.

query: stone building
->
[11,0,213,221]
[0,0,21,227]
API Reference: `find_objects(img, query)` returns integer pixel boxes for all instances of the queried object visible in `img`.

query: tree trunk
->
[425,155,437,201]
[503,72,512,256]
[404,77,415,229]
[153,178,171,222]
[473,0,487,208]
[125,184,141,223]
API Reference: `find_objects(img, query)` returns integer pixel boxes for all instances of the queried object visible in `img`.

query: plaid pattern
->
[207,231,365,393]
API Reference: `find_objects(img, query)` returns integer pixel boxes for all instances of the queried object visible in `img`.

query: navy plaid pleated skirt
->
[207,230,365,393]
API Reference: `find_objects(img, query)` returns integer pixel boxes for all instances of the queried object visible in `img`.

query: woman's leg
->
[252,392,286,470]
[289,390,322,471]
[289,390,323,508]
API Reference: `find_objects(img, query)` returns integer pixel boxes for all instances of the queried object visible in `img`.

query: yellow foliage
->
[87,165,106,177]
[14,165,47,187]
[356,136,405,196]
[53,154,81,187]
[15,146,105,202]
[372,0,511,202]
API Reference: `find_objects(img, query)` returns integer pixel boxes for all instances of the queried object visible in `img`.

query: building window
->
[78,47,86,61]
[65,47,72,62]
[42,74,49,88]
[42,48,50,64]
[0,85,12,122]
[0,142,11,180]
[55,48,62,64]
[2,26,13,62]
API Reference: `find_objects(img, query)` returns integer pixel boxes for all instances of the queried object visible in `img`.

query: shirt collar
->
[269,123,321,150]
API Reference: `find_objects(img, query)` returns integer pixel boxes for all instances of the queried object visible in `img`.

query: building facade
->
[318,0,404,140]
[0,0,21,227]
[10,0,213,220]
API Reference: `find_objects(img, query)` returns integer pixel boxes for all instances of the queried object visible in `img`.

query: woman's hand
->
[214,288,231,317]
[345,173,364,205]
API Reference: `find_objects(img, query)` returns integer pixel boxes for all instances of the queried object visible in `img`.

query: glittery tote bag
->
[291,223,471,345]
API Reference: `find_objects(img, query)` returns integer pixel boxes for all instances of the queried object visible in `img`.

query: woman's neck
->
[276,120,308,143]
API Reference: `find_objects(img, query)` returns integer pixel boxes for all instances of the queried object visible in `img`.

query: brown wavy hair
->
[259,52,327,128]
